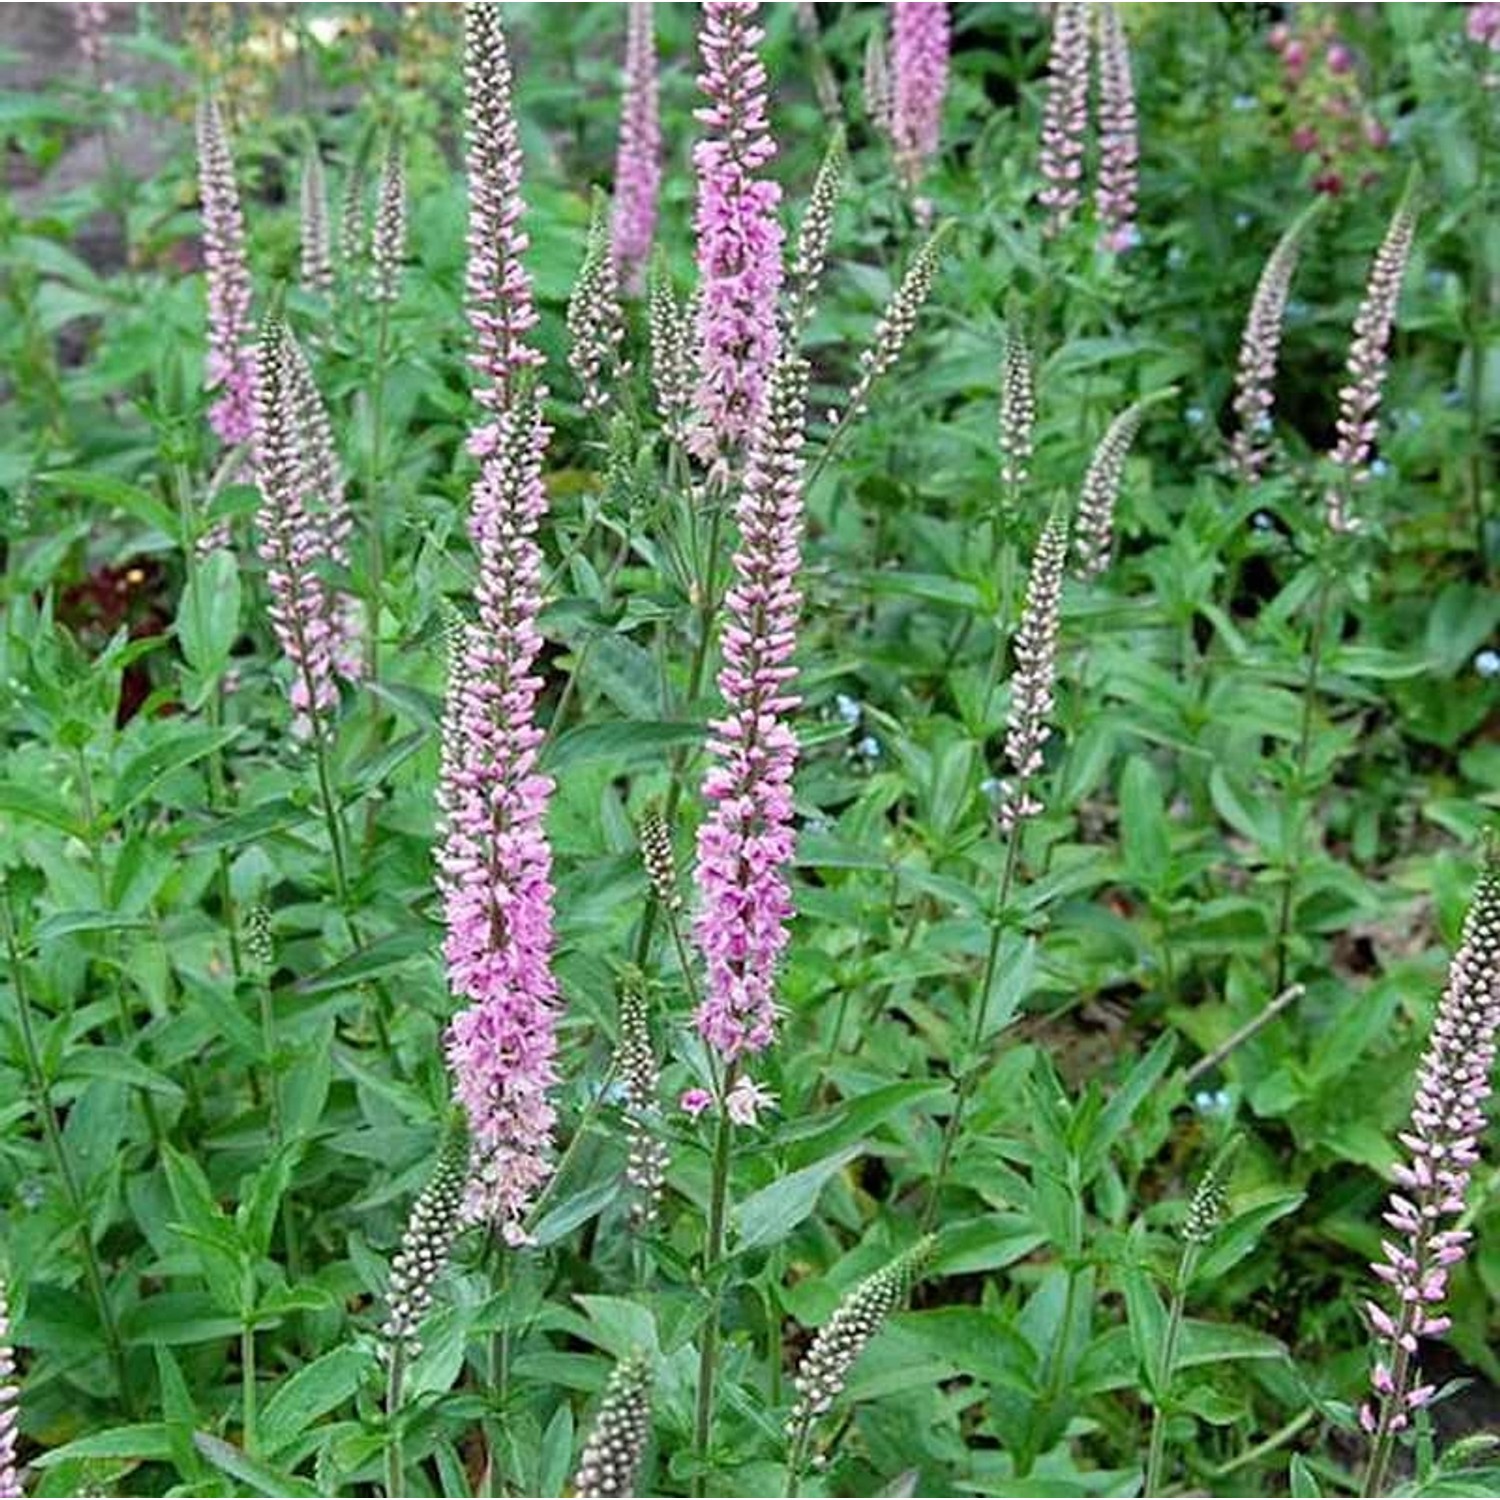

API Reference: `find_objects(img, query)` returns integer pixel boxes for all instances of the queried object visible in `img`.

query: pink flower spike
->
[611,3,661,296]
[1094,6,1139,252]
[1037,2,1090,237]
[689,0,785,469]
[890,3,950,193]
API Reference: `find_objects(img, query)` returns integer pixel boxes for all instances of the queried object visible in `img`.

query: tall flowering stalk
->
[252,318,362,745]
[369,136,407,306]
[569,190,628,416]
[689,0,785,470]
[299,146,334,296]
[998,321,1036,495]
[1326,192,1418,532]
[786,130,846,343]
[692,350,810,1062]
[1360,853,1500,1496]
[1038,2,1091,237]
[890,3,950,194]
[196,93,256,447]
[574,1354,654,1500]
[464,2,544,446]
[1093,5,1138,252]
[611,2,661,297]
[0,1278,17,1500]
[438,390,560,1241]
[1228,201,1322,484]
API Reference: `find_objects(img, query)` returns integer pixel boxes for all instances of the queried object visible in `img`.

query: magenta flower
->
[463,3,544,448]
[0,1278,17,1500]
[195,93,256,448]
[890,3,950,192]
[1094,6,1138,252]
[1326,195,1417,532]
[611,2,661,297]
[680,1087,714,1118]
[252,319,362,739]
[1361,855,1500,1492]
[693,352,809,1060]
[1468,2,1500,50]
[689,0,785,470]
[1038,2,1091,237]
[438,398,559,1240]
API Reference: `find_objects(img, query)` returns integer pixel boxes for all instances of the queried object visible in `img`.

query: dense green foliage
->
[2,4,1499,1496]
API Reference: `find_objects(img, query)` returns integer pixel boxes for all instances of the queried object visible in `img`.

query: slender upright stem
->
[1467,82,1492,572]
[920,828,1022,1231]
[311,730,352,909]
[384,1344,407,1499]
[693,1062,739,1497]
[1144,1242,1200,1497]
[3,901,131,1407]
[1272,572,1334,995]
[241,1320,258,1457]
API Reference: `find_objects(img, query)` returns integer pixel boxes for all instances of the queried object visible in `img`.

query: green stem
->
[1144,1243,1199,1498]
[385,1343,406,1499]
[920,828,1022,1231]
[311,731,352,910]
[1272,572,1333,995]
[693,1063,739,1497]
[241,1320,258,1456]
[3,901,131,1407]
[366,301,392,684]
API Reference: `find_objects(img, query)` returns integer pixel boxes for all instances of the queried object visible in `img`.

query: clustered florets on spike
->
[689,0,785,469]
[300,147,334,296]
[864,28,894,140]
[890,3,950,193]
[844,226,950,421]
[787,1239,932,1435]
[1074,398,1155,580]
[998,324,1037,491]
[0,1277,18,1500]
[573,1353,654,1499]
[649,271,696,446]
[382,1126,471,1357]
[997,515,1068,834]
[1359,855,1500,1463]
[244,904,275,973]
[640,811,681,914]
[693,351,809,1060]
[369,137,407,305]
[615,975,669,1226]
[1038,2,1091,236]
[1326,199,1417,533]
[1182,1159,1230,1246]
[74,1,108,76]
[611,3,661,297]
[786,132,846,341]
[1094,6,1139,252]
[569,193,628,415]
[338,150,368,276]
[463,3,545,448]
[438,394,560,1239]
[252,319,363,739]
[1229,210,1316,484]
[196,93,256,447]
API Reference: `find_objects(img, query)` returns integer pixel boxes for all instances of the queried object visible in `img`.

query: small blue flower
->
[1167,246,1187,270]
[1476,649,1500,680]
[1192,1088,1233,1118]
[1185,405,1206,427]
[835,692,861,725]
[1234,211,1253,230]
[981,776,1003,800]
[1370,457,1390,478]
[1286,297,1310,322]
[855,734,881,760]
[1231,93,1255,111]
[1252,510,1276,532]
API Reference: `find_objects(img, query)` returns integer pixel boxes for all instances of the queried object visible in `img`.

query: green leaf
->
[1122,1259,1168,1395]
[36,1424,174,1467]
[42,469,179,537]
[1290,1453,1322,1498]
[0,780,82,837]
[259,1347,375,1458]
[544,719,703,774]
[1119,756,1170,891]
[295,930,432,995]
[192,1432,321,1497]
[154,1346,207,1483]
[732,1144,862,1251]
[109,725,240,823]
[34,909,151,943]
[179,549,242,673]
[59,1047,186,1098]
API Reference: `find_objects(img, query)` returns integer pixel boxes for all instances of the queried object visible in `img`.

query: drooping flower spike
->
[998,321,1037,492]
[1073,390,1173,580]
[689,0,785,470]
[1361,849,1500,1494]
[890,3,950,193]
[1038,2,1091,237]
[196,92,256,448]
[693,349,810,1061]
[463,2,544,444]
[1326,188,1418,532]
[1094,5,1139,252]
[569,189,628,416]
[299,145,334,296]
[369,135,407,306]
[611,2,661,297]
[786,129,847,343]
[1228,200,1323,484]
[573,1353,654,1499]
